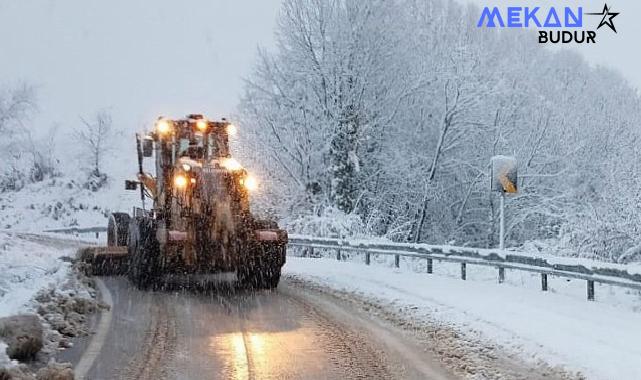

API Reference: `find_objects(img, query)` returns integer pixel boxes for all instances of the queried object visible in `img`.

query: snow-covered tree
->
[239,0,641,262]
[74,110,113,190]
[0,84,39,191]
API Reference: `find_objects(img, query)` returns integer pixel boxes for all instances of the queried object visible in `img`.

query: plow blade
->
[77,246,129,276]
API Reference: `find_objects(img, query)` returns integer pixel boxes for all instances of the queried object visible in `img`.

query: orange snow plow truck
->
[80,115,287,289]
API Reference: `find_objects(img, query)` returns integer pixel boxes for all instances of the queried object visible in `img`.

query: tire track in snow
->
[121,297,177,380]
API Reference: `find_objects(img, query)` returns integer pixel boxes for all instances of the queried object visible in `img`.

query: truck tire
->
[263,267,281,289]
[238,246,283,290]
[107,213,130,247]
[240,267,280,290]
[263,245,284,289]
[127,218,160,290]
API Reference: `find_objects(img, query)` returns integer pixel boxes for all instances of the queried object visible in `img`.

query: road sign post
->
[499,191,505,250]
[491,156,517,252]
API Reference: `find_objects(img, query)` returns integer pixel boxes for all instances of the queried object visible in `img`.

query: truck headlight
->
[196,119,208,132]
[243,175,257,191]
[174,174,188,189]
[156,119,172,134]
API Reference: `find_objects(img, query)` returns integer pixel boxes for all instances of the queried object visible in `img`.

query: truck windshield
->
[178,137,205,160]
[176,133,229,160]
[208,132,230,158]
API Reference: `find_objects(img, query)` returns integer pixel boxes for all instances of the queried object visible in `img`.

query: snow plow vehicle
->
[81,115,287,289]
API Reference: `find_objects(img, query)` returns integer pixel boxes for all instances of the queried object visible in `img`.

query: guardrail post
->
[95,231,99,240]
[283,238,638,302]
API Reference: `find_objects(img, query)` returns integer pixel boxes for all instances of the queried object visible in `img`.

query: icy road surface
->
[78,276,454,380]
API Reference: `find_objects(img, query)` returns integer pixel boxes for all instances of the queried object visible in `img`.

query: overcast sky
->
[0,0,638,136]
[0,0,281,133]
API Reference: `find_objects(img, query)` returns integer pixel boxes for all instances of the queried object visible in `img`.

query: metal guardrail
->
[287,235,641,300]
[44,226,107,239]
[45,227,641,300]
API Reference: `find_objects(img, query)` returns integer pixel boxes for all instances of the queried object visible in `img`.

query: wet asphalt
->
[75,276,451,380]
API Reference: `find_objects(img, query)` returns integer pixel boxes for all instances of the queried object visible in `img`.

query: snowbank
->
[0,342,11,368]
[0,231,76,317]
[284,256,641,380]
[0,231,99,379]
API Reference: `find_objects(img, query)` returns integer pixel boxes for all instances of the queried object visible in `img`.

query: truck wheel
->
[263,245,285,289]
[238,255,282,290]
[108,213,130,247]
[252,264,281,290]
[237,260,265,290]
[237,264,258,289]
[127,218,160,290]
[264,267,281,289]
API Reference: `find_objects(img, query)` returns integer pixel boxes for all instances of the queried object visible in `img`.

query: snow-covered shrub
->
[0,165,27,193]
[0,146,60,192]
[82,172,107,192]
[285,207,367,238]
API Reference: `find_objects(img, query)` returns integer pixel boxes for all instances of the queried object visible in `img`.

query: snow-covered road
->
[3,231,639,379]
[2,233,456,379]
[284,256,641,380]
[79,276,456,380]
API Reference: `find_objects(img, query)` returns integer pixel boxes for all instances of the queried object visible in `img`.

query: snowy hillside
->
[0,174,139,233]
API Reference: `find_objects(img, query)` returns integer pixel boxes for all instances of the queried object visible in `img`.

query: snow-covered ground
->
[0,174,139,232]
[0,230,104,376]
[284,255,641,380]
[0,231,85,317]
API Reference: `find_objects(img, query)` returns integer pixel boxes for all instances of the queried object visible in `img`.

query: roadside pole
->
[491,155,517,253]
[499,192,505,251]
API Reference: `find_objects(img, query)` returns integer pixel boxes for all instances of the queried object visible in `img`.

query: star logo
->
[586,4,620,33]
